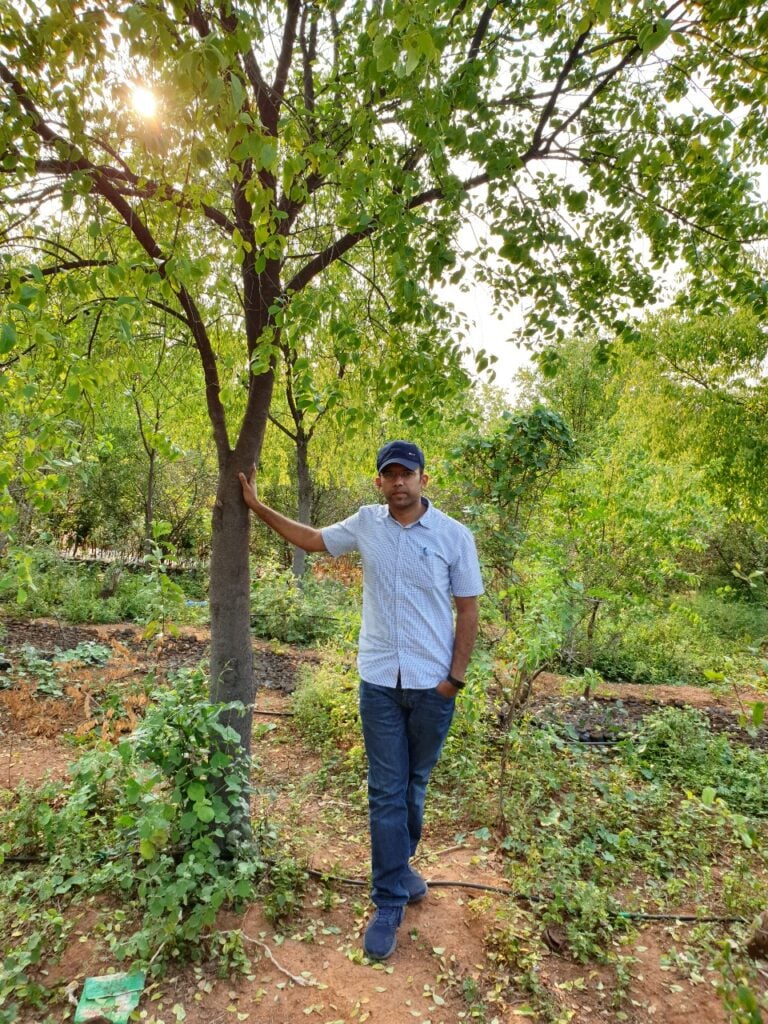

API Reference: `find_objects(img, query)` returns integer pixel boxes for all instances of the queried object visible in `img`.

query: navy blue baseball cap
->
[376,440,425,473]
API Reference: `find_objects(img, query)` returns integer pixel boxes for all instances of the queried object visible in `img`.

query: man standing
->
[239,440,483,959]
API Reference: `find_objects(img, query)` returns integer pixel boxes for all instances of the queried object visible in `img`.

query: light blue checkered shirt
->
[322,499,483,689]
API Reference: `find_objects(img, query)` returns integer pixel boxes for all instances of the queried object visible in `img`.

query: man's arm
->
[436,595,479,697]
[450,595,480,679]
[239,471,327,553]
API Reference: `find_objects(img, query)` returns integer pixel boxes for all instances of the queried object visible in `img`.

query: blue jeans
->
[359,680,456,907]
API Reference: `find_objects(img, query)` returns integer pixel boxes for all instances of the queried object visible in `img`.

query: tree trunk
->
[586,597,601,644]
[209,451,255,754]
[143,448,156,554]
[291,431,312,579]
[204,336,275,847]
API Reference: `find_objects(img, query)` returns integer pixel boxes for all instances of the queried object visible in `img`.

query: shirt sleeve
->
[321,510,362,557]
[449,527,484,597]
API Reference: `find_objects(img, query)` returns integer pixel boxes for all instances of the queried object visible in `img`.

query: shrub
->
[0,667,274,1014]
[250,563,357,644]
[0,545,200,628]
[291,659,363,787]
[586,599,761,686]
[685,591,768,644]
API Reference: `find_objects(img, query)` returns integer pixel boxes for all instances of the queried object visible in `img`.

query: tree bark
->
[209,451,255,753]
[291,431,312,579]
[143,448,156,554]
[207,352,275,760]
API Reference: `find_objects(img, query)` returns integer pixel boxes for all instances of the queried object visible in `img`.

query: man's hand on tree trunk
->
[238,469,259,511]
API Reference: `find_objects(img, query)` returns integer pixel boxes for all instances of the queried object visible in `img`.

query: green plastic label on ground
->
[74,970,146,1023]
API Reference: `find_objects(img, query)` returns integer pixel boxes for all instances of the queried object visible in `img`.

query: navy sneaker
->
[404,867,428,904]
[363,906,405,960]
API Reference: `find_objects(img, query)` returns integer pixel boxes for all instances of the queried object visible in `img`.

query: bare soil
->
[1,617,766,1024]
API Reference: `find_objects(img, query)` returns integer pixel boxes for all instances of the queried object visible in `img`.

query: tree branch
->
[270,0,301,133]
[536,44,641,153]
[1,258,113,291]
[526,26,592,159]
[299,4,318,117]
[663,356,747,405]
[242,48,275,129]
[32,159,236,236]
[0,59,231,460]
[268,411,298,443]
[286,171,490,294]
[467,3,496,64]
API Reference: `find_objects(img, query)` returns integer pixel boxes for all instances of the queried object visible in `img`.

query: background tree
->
[452,407,577,711]
[511,329,763,685]
[629,308,768,597]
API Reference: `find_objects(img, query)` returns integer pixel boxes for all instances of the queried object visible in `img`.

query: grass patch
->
[587,595,766,686]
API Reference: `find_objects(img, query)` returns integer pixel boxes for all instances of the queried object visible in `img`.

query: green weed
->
[686,591,768,644]
[495,719,767,962]
[1,641,113,698]
[291,660,361,770]
[0,667,294,1018]
[716,939,768,1023]
[623,706,768,816]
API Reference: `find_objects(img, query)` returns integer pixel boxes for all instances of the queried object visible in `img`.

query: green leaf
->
[193,144,213,168]
[639,18,672,56]
[540,807,561,826]
[701,786,717,806]
[187,781,206,802]
[575,15,591,35]
[591,0,612,21]
[0,322,17,354]
[180,811,198,830]
[404,45,421,76]
[230,74,245,112]
[258,141,277,170]
[194,802,215,822]
[139,839,157,860]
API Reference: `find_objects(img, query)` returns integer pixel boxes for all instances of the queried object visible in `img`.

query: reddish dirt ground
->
[1,617,766,1024]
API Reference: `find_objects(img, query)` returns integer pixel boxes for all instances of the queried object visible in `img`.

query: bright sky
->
[447,280,531,398]
[435,210,532,399]
[129,84,158,119]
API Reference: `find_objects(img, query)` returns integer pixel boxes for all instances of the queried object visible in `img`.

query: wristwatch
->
[446,674,465,690]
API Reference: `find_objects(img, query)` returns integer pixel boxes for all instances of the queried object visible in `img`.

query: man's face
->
[375,463,427,509]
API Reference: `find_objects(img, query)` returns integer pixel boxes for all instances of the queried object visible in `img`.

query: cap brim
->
[377,457,422,472]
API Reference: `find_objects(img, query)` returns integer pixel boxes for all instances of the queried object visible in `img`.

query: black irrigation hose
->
[305,869,748,924]
[616,911,747,924]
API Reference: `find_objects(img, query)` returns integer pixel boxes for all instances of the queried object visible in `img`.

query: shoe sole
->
[363,937,398,960]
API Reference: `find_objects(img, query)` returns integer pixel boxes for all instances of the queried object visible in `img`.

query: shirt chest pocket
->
[401,542,449,592]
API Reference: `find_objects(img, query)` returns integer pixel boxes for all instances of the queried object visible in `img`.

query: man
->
[239,440,483,959]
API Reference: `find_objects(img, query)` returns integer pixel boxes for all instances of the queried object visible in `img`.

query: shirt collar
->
[418,497,434,527]
[386,496,432,528]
